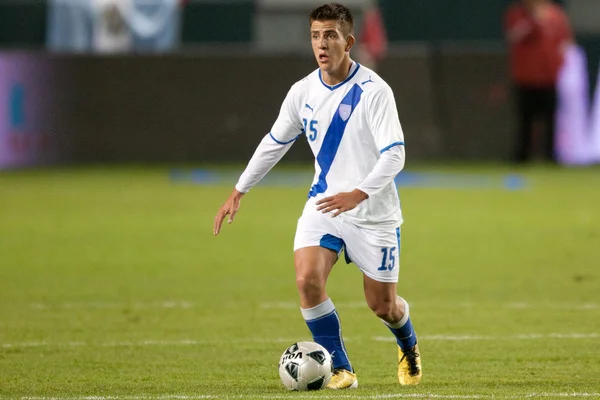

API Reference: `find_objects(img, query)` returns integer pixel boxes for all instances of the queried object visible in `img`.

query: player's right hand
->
[213,189,244,236]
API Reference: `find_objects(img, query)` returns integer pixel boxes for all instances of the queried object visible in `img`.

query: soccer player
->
[213,2,421,389]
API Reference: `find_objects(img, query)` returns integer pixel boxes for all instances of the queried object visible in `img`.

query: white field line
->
[260,301,600,310]
[1,338,298,349]
[374,333,600,342]
[28,301,194,310]
[13,392,600,399]
[2,333,598,349]
[20,301,600,311]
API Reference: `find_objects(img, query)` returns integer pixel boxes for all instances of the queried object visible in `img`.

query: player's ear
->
[345,35,355,52]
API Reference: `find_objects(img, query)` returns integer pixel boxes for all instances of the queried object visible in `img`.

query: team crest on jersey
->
[339,104,352,121]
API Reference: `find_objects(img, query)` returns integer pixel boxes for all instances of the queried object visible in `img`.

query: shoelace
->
[400,349,420,376]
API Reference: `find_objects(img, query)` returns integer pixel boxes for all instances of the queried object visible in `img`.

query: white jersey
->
[269,62,404,228]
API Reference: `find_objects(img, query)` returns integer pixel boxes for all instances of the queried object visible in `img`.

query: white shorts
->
[293,199,401,283]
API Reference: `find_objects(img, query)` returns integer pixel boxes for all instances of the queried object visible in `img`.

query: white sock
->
[300,298,335,321]
[382,296,410,329]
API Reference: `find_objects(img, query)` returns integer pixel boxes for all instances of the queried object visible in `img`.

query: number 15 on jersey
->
[303,119,318,141]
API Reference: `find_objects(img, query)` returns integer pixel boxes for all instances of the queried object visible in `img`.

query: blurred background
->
[0,0,600,168]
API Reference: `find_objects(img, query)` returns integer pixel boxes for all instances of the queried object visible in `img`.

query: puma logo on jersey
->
[361,76,375,86]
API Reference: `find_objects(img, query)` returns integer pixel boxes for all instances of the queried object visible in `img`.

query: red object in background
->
[504,3,573,87]
[359,6,388,63]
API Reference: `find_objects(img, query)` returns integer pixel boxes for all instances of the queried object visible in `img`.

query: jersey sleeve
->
[367,86,405,153]
[356,144,405,197]
[234,133,294,193]
[269,82,304,144]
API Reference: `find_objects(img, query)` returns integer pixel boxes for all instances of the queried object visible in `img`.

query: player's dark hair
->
[309,3,354,37]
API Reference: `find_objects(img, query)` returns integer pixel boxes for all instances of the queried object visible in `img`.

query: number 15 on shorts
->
[378,247,396,271]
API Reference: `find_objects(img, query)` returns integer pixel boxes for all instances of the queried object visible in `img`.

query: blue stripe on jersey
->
[380,141,405,153]
[319,63,361,91]
[308,83,364,198]
[269,132,301,145]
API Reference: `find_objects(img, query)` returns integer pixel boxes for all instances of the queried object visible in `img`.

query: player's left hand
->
[316,189,369,218]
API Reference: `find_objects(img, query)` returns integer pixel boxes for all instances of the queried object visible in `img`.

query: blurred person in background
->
[355,0,388,71]
[214,2,421,390]
[504,0,573,163]
[93,0,132,53]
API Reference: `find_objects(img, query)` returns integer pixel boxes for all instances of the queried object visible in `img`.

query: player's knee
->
[295,274,325,296]
[368,298,396,320]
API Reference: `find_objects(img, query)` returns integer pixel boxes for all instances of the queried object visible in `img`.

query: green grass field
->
[1,164,599,399]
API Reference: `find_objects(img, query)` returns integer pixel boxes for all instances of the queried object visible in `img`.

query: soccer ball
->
[278,341,333,391]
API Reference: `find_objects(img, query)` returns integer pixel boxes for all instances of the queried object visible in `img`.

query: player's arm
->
[213,135,295,235]
[316,86,405,217]
[356,144,404,196]
[214,85,303,235]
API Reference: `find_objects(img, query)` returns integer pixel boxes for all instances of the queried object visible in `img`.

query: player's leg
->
[294,247,336,308]
[363,275,421,385]
[293,205,356,389]
[342,224,421,385]
[294,248,357,389]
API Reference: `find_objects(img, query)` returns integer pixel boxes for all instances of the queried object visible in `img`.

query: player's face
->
[310,20,353,76]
